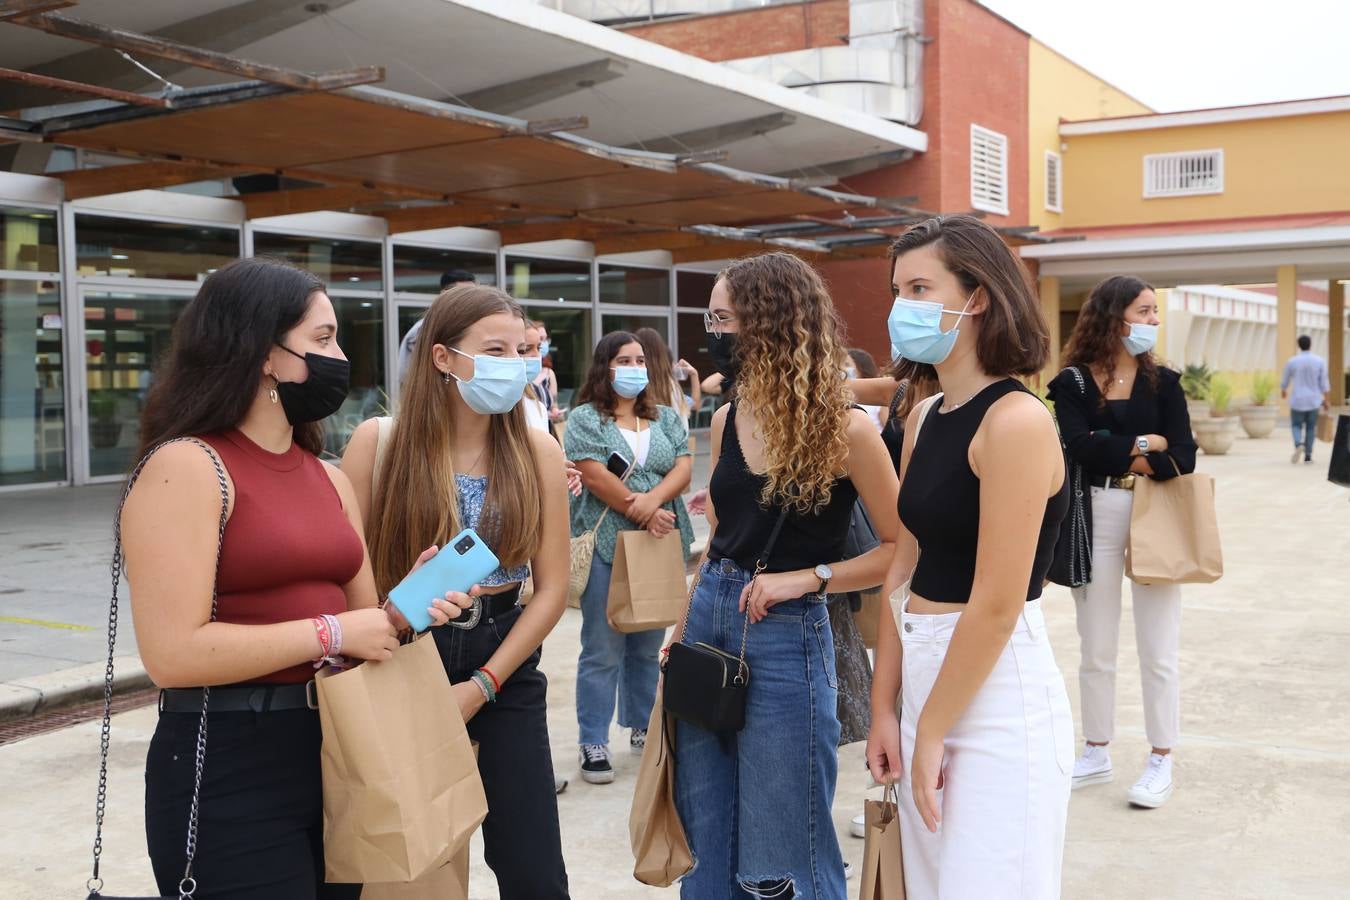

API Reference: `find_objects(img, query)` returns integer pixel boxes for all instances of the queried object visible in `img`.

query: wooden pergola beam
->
[0,65,168,107]
[592,231,707,255]
[10,12,383,92]
[241,186,389,219]
[495,220,622,245]
[379,204,523,234]
[671,239,822,264]
[59,160,248,200]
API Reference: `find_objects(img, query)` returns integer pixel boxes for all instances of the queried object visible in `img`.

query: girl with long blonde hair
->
[341,283,571,898]
[669,252,899,900]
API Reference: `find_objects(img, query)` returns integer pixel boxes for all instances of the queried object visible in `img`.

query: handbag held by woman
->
[662,509,788,734]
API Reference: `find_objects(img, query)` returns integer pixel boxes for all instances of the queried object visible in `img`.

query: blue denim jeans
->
[673,559,845,900]
[576,554,664,746]
[1291,408,1319,458]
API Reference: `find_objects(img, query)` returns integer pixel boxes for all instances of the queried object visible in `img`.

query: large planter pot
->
[1239,404,1278,439]
[90,420,122,450]
[1186,399,1211,423]
[1194,416,1238,455]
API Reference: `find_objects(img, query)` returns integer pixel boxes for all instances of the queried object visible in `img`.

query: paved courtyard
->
[1,429,1348,898]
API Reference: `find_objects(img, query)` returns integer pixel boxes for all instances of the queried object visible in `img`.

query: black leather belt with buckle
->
[159,681,318,714]
[448,585,521,631]
[1088,474,1136,491]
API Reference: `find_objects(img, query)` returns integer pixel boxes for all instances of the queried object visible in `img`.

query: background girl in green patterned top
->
[565,330,694,785]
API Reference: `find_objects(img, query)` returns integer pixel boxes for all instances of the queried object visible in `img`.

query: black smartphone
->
[606,450,634,480]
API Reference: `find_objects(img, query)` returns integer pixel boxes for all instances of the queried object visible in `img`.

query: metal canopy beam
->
[626,112,797,155]
[8,12,384,92]
[0,1,73,20]
[460,58,628,115]
[0,65,168,107]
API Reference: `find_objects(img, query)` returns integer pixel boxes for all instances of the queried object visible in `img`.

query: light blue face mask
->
[611,365,649,398]
[1122,322,1158,356]
[450,348,528,415]
[524,356,542,381]
[539,340,550,357]
[887,294,976,366]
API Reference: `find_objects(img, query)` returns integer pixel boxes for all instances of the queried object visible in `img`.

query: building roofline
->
[1061,94,1350,135]
[1028,38,1154,114]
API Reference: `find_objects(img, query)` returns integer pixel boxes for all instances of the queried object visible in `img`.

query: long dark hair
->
[1062,275,1159,396]
[135,256,326,464]
[886,215,1050,383]
[577,331,657,422]
[634,327,680,409]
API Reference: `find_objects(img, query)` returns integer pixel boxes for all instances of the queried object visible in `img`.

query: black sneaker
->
[630,728,648,755]
[579,743,614,784]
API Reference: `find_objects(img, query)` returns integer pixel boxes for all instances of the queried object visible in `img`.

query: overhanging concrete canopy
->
[0,0,927,174]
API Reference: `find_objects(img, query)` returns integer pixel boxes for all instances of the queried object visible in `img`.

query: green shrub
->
[1208,374,1233,415]
[1250,371,1277,406]
[1181,362,1213,401]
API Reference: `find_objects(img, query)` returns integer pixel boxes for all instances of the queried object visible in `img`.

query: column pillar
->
[1329,278,1346,407]
[1276,265,1298,409]
[1040,275,1061,382]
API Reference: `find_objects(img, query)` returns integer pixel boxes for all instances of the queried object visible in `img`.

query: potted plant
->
[1180,362,1213,422]
[1239,371,1279,439]
[88,390,123,450]
[1193,374,1237,455]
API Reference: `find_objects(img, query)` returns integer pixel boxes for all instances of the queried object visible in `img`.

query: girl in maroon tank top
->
[342,284,573,899]
[122,257,467,899]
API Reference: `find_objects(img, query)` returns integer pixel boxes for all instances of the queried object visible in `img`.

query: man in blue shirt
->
[1281,335,1331,463]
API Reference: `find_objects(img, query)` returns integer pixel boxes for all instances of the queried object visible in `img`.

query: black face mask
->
[275,345,350,425]
[706,330,740,382]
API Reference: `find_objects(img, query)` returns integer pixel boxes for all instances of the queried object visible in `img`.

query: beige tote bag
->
[628,702,693,886]
[1126,457,1223,585]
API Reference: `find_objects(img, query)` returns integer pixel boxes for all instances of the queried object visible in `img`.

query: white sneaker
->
[1071,743,1113,789]
[850,813,866,839]
[1128,753,1174,808]
[1292,448,1303,463]
[844,862,854,880]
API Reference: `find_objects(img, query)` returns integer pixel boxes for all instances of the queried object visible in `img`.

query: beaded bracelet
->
[478,666,501,695]
[470,669,497,703]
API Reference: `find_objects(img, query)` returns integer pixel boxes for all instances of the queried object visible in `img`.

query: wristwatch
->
[1136,436,1150,454]
[814,563,833,597]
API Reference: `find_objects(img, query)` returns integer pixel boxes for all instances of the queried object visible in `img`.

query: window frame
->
[1142,149,1225,199]
[1044,150,1063,213]
[970,124,1010,217]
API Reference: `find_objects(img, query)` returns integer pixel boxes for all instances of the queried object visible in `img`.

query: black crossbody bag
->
[662,509,789,734]
[1048,366,1093,588]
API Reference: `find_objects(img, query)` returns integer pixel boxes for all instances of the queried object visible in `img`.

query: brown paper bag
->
[362,742,480,900]
[1317,410,1336,443]
[860,784,905,899]
[317,634,487,884]
[855,587,885,650]
[629,703,693,886]
[1126,467,1223,585]
[607,529,686,633]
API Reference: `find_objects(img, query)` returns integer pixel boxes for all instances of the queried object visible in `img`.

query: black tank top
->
[898,379,1068,603]
[709,402,859,574]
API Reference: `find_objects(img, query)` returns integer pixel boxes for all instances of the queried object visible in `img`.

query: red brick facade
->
[621,1,850,62]
[623,0,1032,363]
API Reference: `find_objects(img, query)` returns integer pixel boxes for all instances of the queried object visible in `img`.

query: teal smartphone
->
[386,528,499,632]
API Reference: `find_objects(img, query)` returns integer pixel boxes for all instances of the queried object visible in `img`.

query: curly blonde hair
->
[719,252,851,514]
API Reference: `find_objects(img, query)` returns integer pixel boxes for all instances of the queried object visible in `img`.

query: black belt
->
[450,585,521,630]
[1086,473,1137,491]
[159,681,317,714]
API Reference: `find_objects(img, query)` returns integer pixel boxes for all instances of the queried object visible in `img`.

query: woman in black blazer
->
[1047,275,1195,812]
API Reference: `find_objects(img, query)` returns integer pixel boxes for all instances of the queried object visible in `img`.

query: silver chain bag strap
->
[87,438,228,900]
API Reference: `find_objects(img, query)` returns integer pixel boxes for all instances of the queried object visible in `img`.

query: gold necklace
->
[940,379,1000,413]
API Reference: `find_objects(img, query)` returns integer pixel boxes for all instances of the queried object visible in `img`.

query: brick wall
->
[621,0,849,62]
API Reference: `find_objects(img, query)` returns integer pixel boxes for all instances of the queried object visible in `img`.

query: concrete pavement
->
[2,430,1349,897]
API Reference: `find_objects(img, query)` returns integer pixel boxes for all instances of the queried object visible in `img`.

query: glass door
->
[0,277,65,486]
[81,287,192,479]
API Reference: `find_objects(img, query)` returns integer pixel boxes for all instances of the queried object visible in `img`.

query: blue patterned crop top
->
[456,474,531,587]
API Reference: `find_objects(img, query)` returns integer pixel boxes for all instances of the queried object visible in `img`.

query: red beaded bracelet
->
[477,666,501,695]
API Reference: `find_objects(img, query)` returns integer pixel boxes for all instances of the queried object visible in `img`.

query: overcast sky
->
[978,0,1350,112]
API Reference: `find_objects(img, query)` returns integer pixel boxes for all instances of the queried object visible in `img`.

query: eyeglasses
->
[703,311,736,337]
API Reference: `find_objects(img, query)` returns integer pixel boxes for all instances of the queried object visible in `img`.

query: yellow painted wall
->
[1027,41,1152,231]
[1061,110,1350,227]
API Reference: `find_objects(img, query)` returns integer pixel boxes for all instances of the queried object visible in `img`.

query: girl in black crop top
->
[866,216,1075,898]
[669,252,900,899]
